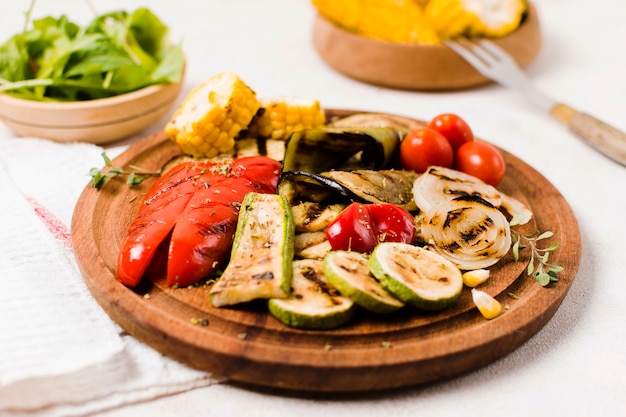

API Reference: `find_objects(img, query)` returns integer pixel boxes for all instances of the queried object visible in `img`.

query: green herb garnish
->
[0,1,184,101]
[510,215,563,286]
[89,152,161,189]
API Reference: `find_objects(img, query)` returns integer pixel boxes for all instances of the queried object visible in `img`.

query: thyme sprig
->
[510,214,563,286]
[89,152,162,189]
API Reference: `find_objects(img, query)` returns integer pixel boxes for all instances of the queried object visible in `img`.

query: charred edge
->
[443,208,465,229]
[301,266,342,299]
[452,193,496,208]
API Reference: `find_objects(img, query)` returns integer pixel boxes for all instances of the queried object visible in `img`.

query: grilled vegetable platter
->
[72,72,582,393]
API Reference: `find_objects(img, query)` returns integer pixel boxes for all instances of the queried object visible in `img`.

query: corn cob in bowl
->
[311,0,541,90]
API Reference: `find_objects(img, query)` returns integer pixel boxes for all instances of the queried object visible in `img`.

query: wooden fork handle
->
[550,103,626,167]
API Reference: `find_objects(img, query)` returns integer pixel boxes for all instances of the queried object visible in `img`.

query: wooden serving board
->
[71,110,581,393]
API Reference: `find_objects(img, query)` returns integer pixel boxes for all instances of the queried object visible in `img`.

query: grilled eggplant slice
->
[327,112,424,131]
[278,169,418,212]
[322,169,418,212]
[282,127,403,174]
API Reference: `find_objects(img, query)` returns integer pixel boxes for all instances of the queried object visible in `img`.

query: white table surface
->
[1,1,625,416]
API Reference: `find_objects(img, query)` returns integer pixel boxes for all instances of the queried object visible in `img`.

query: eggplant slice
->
[278,169,419,212]
[281,127,404,174]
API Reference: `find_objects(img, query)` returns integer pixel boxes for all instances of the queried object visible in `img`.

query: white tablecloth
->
[1,1,625,416]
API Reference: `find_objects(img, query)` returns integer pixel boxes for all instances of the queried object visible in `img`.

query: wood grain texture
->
[312,3,541,91]
[71,110,581,393]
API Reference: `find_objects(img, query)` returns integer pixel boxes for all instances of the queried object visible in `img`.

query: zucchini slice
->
[210,192,295,307]
[323,251,404,314]
[268,259,356,329]
[368,242,463,311]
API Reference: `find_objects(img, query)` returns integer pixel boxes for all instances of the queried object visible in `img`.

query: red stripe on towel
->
[25,195,73,250]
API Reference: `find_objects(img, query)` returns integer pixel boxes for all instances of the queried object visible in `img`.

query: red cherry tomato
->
[428,113,474,151]
[399,127,454,173]
[325,203,415,253]
[456,141,506,186]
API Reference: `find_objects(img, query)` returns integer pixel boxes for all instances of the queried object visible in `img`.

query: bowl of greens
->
[0,7,185,144]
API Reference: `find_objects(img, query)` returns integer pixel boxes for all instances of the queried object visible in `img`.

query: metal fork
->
[446,38,626,167]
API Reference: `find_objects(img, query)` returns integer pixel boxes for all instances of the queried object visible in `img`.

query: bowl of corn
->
[312,0,541,90]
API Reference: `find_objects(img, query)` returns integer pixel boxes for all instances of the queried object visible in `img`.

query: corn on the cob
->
[423,0,477,39]
[245,97,327,141]
[471,288,502,319]
[312,0,440,44]
[462,0,526,38]
[165,71,260,158]
[462,269,490,287]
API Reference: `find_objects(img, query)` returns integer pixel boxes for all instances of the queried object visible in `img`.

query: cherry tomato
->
[428,113,474,151]
[325,203,415,253]
[456,141,506,186]
[399,127,454,173]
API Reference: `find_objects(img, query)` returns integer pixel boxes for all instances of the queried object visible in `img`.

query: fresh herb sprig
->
[510,215,563,286]
[89,152,161,189]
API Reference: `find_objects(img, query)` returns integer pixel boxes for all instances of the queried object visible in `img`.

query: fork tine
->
[445,38,524,81]
[444,39,491,73]
[457,39,500,67]
[446,37,556,112]
[475,39,517,65]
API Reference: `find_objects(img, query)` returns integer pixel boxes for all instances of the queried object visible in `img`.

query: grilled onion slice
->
[421,195,512,270]
[413,166,501,213]
[413,166,532,225]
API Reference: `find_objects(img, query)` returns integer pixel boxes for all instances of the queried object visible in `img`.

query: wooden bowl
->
[313,3,541,90]
[0,76,184,144]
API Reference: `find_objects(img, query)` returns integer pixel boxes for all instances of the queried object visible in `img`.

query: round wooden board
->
[71,110,581,393]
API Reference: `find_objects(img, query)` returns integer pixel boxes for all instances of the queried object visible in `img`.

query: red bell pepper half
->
[117,156,281,288]
[325,202,415,253]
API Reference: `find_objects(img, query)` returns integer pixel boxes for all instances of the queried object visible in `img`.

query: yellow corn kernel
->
[246,97,326,141]
[413,0,431,8]
[471,288,502,319]
[312,0,441,44]
[462,269,490,287]
[165,71,260,158]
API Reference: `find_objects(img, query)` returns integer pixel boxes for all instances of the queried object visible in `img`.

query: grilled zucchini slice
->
[210,192,295,307]
[323,251,404,314]
[368,242,463,311]
[268,259,356,329]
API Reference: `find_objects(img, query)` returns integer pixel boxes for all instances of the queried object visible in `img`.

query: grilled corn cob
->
[463,0,526,37]
[165,71,260,158]
[424,0,478,39]
[245,97,327,141]
[312,0,440,44]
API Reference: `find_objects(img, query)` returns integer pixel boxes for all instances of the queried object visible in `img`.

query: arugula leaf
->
[0,6,184,102]
[128,8,170,60]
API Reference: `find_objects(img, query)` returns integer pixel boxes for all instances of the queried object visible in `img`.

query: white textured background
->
[1,1,625,416]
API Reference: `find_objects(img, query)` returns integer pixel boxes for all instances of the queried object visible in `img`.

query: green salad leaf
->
[0,6,184,101]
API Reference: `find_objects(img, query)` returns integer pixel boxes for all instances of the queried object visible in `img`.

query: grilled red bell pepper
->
[117,156,280,288]
[325,203,415,253]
